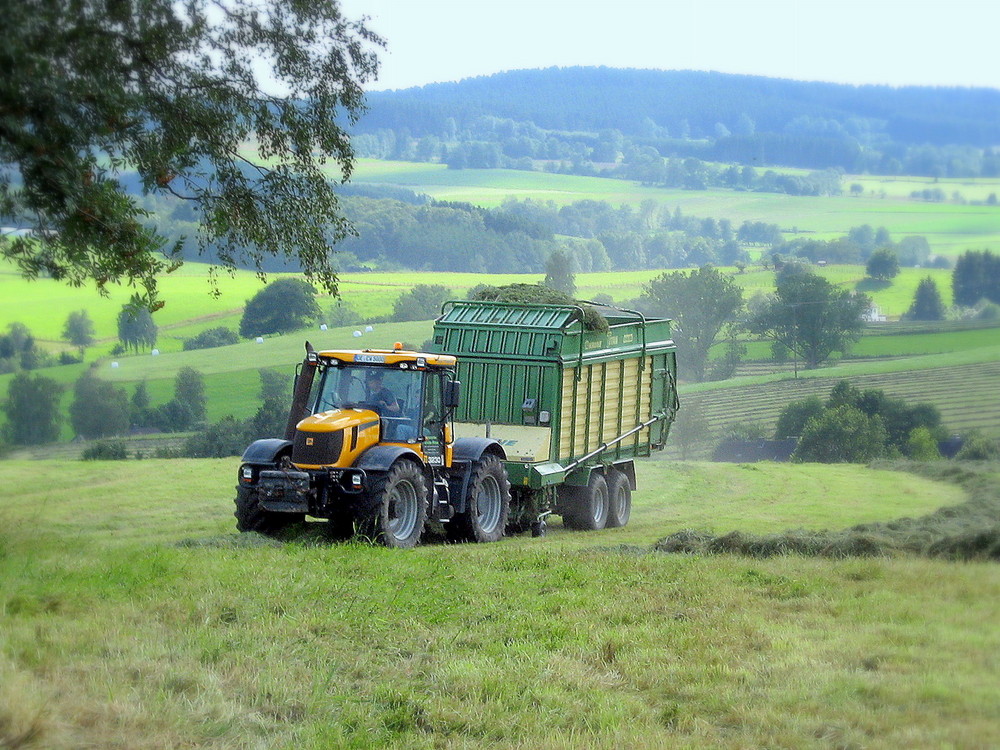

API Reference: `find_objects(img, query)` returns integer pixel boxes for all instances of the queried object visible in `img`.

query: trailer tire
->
[562,472,609,531]
[361,460,427,548]
[606,469,632,528]
[451,454,510,543]
[234,486,304,535]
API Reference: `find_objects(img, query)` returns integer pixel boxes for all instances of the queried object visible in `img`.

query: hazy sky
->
[339,0,1000,91]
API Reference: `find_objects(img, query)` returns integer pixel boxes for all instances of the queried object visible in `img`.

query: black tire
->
[234,486,304,535]
[451,454,510,543]
[606,469,632,528]
[362,460,427,548]
[562,472,609,531]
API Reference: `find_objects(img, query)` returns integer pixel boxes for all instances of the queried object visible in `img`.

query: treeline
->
[142,182,954,275]
[354,68,1000,177]
[334,193,778,272]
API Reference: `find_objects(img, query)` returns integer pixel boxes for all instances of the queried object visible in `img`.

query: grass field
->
[2,458,998,749]
[0,260,958,353]
[670,337,1000,460]
[351,159,1000,256]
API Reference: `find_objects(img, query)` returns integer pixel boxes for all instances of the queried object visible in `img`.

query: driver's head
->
[366,372,383,389]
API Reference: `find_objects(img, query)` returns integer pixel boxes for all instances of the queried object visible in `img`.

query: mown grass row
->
[671,359,1000,460]
[658,461,1000,561]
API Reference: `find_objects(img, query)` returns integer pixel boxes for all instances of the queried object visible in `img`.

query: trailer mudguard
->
[452,437,507,463]
[241,438,293,465]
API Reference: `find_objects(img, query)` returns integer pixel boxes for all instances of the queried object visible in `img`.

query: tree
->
[774,396,825,438]
[392,285,452,322]
[239,279,320,337]
[905,277,945,321]
[2,372,62,445]
[543,249,576,296]
[641,266,744,382]
[865,248,900,281]
[117,303,158,353]
[952,250,1000,306]
[0,323,50,372]
[748,271,868,369]
[131,381,151,426]
[791,405,889,463]
[62,310,95,349]
[0,0,382,309]
[173,367,207,426]
[896,236,931,267]
[70,371,130,439]
[248,369,292,439]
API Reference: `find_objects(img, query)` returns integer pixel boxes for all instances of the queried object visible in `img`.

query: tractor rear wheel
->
[450,454,510,543]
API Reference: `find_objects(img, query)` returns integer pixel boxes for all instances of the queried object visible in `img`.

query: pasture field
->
[351,159,1000,256]
[0,260,957,354]
[2,459,998,749]
[672,351,1000,460]
[0,257,992,449]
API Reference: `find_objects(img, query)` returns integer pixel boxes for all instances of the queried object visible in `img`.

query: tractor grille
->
[292,429,343,466]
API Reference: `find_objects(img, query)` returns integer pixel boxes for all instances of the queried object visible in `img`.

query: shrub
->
[182,326,239,351]
[955,431,1000,461]
[81,440,128,461]
[906,427,941,461]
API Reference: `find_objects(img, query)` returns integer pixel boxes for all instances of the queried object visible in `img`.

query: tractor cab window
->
[315,365,423,421]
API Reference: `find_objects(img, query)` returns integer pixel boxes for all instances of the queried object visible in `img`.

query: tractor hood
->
[291,408,382,469]
[297,408,380,434]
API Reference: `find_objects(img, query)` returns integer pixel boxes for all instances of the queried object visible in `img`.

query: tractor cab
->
[290,344,461,470]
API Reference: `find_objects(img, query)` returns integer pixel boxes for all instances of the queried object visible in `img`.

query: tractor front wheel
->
[234,486,304,535]
[362,461,428,548]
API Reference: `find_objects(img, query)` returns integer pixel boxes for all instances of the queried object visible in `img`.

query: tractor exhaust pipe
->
[284,341,319,441]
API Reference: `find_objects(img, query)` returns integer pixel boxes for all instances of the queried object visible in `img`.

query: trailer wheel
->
[562,472,609,531]
[362,460,427,548]
[606,469,632,528]
[451,454,510,543]
[234,486,304,535]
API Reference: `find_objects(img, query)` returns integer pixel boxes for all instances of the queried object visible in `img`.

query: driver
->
[365,372,401,415]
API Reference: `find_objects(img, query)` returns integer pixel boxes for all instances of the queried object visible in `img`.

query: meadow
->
[1,254,992,449]
[351,160,1000,256]
[2,458,998,749]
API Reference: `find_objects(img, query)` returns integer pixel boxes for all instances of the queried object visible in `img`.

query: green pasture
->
[1,459,997,749]
[674,352,1000,460]
[0,260,958,360]
[351,159,1000,256]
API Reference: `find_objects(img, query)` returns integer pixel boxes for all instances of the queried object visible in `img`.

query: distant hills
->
[360,67,1000,146]
[353,68,1000,175]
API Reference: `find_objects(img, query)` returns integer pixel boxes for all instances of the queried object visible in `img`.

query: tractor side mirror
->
[444,380,461,409]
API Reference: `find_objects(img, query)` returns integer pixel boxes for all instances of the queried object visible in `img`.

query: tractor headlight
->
[240,465,254,483]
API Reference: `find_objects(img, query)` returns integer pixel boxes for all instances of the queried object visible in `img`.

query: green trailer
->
[432,300,679,534]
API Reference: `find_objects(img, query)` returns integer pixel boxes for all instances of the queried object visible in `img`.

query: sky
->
[339,0,1000,92]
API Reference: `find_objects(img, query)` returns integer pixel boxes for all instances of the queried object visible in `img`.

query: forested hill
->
[360,67,1000,147]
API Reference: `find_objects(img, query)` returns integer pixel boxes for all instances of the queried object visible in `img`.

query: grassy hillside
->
[352,160,1000,257]
[0,260,957,352]
[2,459,998,749]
